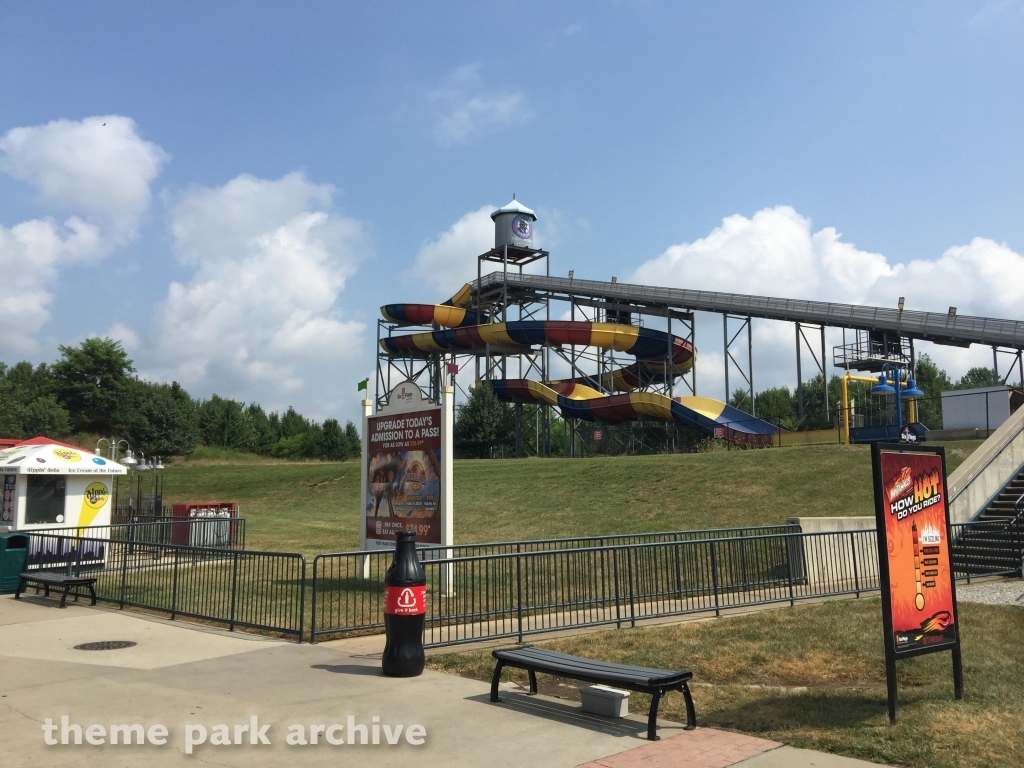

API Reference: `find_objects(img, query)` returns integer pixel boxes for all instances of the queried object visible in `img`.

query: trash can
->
[0,532,30,593]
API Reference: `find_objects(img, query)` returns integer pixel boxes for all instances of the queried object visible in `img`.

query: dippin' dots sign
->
[43,716,427,753]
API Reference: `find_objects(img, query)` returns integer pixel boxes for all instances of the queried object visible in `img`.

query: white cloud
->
[430,65,532,146]
[629,206,1024,401]
[145,172,368,405]
[0,115,168,238]
[0,115,166,357]
[630,206,896,304]
[403,203,555,301]
[403,205,495,298]
[0,216,104,356]
[105,322,140,353]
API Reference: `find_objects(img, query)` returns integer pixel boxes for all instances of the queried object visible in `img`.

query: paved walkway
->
[0,595,888,767]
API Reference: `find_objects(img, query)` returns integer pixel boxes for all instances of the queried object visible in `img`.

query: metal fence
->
[309,525,798,640]
[21,518,1021,648]
[34,518,247,550]
[311,522,1023,646]
[23,531,305,641]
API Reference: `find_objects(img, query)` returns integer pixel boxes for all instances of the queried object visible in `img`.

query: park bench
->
[490,646,696,740]
[15,572,97,609]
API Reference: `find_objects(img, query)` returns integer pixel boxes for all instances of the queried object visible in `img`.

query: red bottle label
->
[384,585,426,615]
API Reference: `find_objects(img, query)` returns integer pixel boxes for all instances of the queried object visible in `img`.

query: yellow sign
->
[77,482,109,532]
[53,448,82,462]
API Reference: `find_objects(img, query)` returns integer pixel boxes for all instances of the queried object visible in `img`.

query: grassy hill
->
[158,440,982,556]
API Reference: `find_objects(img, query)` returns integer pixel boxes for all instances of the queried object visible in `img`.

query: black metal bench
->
[490,646,696,740]
[15,572,97,608]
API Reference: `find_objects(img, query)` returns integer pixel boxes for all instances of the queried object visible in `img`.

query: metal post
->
[516,544,523,642]
[785,535,795,607]
[993,346,999,380]
[515,402,522,459]
[850,531,860,598]
[118,538,129,609]
[710,541,720,617]
[820,325,828,423]
[171,548,180,619]
[229,550,240,632]
[298,555,306,644]
[796,324,804,418]
[613,548,622,629]
[626,546,636,627]
[723,316,730,403]
[748,317,755,416]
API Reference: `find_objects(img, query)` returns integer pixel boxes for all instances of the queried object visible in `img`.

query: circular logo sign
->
[511,214,532,240]
[82,482,109,510]
[52,448,82,462]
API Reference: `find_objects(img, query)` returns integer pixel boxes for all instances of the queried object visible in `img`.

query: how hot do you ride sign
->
[871,442,963,723]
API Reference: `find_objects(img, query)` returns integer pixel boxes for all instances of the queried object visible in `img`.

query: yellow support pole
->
[842,374,849,445]
[842,372,897,444]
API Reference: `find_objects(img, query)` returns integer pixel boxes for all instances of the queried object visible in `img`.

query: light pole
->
[118,445,137,516]
[871,362,924,438]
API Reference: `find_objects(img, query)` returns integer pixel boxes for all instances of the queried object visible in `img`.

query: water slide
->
[380,299,780,445]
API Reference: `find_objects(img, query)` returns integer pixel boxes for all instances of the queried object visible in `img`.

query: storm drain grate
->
[73,641,137,651]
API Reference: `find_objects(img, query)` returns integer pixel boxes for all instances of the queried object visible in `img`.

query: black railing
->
[309,525,798,638]
[24,532,305,641]
[951,506,1024,582]
[312,524,1023,646]
[22,519,1021,649]
[33,518,246,550]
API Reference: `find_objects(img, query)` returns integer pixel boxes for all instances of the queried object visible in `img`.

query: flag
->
[447,363,459,375]
[357,378,368,392]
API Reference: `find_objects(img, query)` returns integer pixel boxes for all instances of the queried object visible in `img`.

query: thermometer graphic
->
[913,522,925,611]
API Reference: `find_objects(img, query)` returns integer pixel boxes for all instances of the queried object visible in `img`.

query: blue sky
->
[1,1,1022,423]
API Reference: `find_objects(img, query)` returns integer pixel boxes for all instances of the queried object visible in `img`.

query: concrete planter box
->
[580,685,629,718]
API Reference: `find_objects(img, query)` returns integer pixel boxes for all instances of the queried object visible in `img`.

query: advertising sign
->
[362,382,447,549]
[871,442,962,722]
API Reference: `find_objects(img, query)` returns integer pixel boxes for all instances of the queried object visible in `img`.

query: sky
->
[1,1,1022,424]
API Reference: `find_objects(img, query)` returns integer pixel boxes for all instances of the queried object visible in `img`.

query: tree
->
[51,338,134,433]
[912,354,952,430]
[752,386,797,430]
[119,380,200,456]
[197,395,255,450]
[246,403,280,455]
[0,374,24,438]
[454,385,513,458]
[280,407,309,438]
[955,367,999,390]
[344,420,361,458]
[727,388,755,413]
[21,395,71,438]
[5,361,53,403]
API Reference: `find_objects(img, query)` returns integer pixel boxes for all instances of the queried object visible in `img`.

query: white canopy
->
[0,443,127,475]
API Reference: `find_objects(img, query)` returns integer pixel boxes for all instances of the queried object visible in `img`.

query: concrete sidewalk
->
[0,595,889,767]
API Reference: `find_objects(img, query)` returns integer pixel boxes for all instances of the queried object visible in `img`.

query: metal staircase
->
[951,466,1024,578]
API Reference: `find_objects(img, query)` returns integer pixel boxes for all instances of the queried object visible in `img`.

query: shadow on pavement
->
[466,690,684,741]
[310,663,384,676]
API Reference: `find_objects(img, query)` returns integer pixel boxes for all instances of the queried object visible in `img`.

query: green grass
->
[158,441,984,556]
[427,598,1024,768]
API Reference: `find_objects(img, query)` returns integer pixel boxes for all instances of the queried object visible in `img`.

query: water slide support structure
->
[377,235,1024,457]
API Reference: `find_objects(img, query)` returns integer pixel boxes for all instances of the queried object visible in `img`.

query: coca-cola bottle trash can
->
[382,531,426,677]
